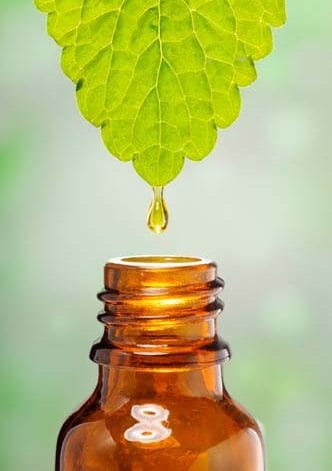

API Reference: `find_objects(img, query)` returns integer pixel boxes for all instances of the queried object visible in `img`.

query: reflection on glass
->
[124,404,172,444]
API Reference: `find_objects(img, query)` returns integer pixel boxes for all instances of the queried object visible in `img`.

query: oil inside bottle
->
[147,186,169,233]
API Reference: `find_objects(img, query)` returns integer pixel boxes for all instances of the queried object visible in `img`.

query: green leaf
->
[35,0,285,186]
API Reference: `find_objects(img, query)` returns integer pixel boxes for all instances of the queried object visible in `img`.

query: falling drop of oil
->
[147,186,169,233]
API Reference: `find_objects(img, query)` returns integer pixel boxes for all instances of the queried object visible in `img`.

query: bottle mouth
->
[110,255,209,268]
[104,255,219,293]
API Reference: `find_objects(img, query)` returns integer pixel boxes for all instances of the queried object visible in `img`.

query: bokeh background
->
[1,1,331,469]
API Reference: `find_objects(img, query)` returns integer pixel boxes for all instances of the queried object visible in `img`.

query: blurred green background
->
[1,1,331,469]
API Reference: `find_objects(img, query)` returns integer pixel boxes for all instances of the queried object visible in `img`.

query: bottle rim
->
[107,255,212,269]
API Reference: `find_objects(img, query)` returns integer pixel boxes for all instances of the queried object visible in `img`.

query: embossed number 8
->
[124,404,172,444]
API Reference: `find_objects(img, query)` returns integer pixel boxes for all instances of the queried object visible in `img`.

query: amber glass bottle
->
[56,256,264,470]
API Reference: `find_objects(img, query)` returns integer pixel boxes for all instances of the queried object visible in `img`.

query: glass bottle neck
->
[90,256,230,369]
[97,364,225,405]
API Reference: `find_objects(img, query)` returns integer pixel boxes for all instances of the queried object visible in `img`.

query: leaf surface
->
[36,0,286,185]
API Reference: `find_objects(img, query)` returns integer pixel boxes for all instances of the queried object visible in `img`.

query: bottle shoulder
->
[60,389,260,432]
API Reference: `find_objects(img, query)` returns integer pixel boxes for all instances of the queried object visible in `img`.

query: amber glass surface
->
[56,256,264,470]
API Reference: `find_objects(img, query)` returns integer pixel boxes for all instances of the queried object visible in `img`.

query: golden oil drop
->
[147,186,169,233]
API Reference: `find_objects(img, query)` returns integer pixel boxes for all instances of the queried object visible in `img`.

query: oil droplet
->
[147,186,169,233]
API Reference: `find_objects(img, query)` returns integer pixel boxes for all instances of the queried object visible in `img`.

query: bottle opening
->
[113,255,207,268]
[104,255,218,293]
